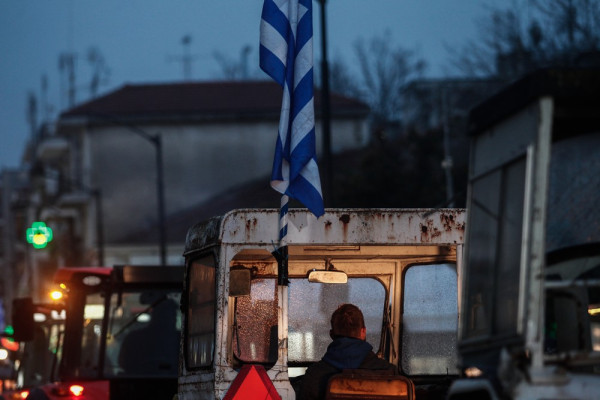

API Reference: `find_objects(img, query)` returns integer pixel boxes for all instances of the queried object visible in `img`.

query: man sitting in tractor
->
[298,303,398,399]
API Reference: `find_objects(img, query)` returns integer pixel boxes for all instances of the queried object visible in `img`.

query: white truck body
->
[448,68,600,399]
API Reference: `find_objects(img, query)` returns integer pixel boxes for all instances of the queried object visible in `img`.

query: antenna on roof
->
[168,34,200,81]
[59,52,77,108]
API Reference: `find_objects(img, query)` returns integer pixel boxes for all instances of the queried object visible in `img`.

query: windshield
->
[545,252,600,369]
[546,133,600,253]
[107,290,182,377]
[543,132,600,367]
[232,277,386,367]
[74,289,181,378]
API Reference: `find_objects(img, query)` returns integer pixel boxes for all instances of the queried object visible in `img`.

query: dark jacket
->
[298,337,397,400]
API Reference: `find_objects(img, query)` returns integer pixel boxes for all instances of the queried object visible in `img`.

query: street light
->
[93,114,167,266]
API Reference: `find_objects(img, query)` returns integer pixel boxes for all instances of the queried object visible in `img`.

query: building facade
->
[2,80,370,302]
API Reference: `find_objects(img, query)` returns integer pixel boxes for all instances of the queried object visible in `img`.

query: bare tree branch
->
[353,30,426,122]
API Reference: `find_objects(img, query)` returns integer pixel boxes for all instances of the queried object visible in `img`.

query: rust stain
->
[441,213,454,231]
[420,219,436,243]
[244,217,258,241]
[339,214,351,224]
[340,214,351,240]
[420,223,429,243]
[440,211,466,232]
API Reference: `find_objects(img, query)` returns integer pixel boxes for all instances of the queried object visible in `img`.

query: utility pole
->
[181,35,192,80]
[441,87,455,207]
[317,0,333,207]
[1,171,16,325]
[240,45,252,80]
[59,52,77,108]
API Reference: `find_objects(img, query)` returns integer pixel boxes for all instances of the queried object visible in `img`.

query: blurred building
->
[1,169,30,320]
[1,80,369,303]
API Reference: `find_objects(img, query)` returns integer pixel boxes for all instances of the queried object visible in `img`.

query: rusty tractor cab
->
[178,208,465,399]
[448,68,600,399]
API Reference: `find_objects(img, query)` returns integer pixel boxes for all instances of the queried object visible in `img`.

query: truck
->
[10,265,183,400]
[447,68,600,399]
[177,208,465,399]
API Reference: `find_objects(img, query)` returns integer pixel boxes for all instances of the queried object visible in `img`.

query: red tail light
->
[9,390,29,400]
[51,383,85,397]
[69,385,84,397]
[3,391,30,400]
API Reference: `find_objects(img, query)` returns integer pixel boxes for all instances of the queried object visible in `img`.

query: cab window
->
[288,278,385,363]
[402,263,458,375]
[185,254,216,369]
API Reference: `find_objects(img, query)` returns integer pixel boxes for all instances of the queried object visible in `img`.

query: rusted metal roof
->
[60,80,369,123]
[184,208,466,254]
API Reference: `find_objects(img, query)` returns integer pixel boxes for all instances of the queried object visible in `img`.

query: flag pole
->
[276,194,289,370]
[261,0,324,378]
[277,194,289,286]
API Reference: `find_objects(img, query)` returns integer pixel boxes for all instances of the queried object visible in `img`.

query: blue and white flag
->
[260,0,324,220]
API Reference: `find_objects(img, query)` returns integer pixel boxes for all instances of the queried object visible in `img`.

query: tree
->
[451,0,600,82]
[213,45,260,80]
[450,1,542,80]
[333,126,456,208]
[352,30,426,123]
[533,0,600,63]
[326,56,361,100]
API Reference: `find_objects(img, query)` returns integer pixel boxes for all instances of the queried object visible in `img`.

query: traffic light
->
[26,221,53,249]
[3,326,13,336]
[1,325,19,352]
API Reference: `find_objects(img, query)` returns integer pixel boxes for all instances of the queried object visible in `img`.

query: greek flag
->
[260,0,325,221]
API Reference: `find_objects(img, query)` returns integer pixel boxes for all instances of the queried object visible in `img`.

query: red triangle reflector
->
[224,364,281,400]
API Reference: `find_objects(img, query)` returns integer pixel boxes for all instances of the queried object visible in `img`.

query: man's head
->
[330,303,367,340]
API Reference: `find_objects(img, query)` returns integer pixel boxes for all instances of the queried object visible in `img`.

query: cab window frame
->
[184,252,217,370]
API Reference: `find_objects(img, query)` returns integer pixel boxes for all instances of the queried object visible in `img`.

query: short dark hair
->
[330,303,365,339]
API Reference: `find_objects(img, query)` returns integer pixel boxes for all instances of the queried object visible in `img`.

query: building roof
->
[60,80,369,123]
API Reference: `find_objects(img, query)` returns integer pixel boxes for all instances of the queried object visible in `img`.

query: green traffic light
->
[26,221,53,249]
[4,325,13,336]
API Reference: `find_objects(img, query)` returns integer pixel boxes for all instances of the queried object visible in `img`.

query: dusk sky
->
[1,0,504,169]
